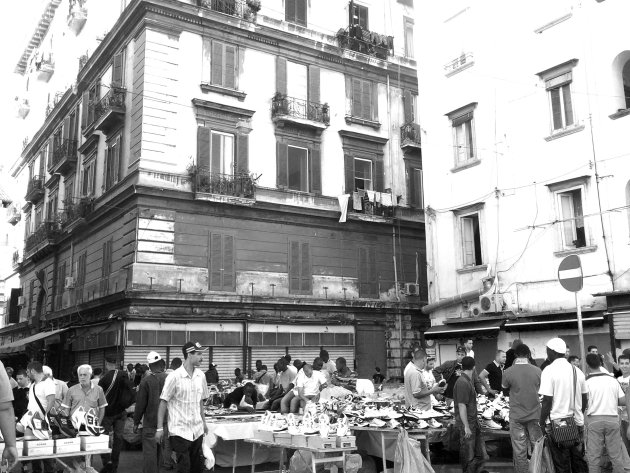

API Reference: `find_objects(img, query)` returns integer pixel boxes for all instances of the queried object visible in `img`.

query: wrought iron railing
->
[271,94,330,125]
[444,52,474,74]
[336,26,393,59]
[26,176,44,200]
[60,198,93,228]
[400,122,421,147]
[94,86,126,123]
[198,0,259,19]
[25,221,61,253]
[348,193,394,218]
[194,168,255,198]
[51,139,78,169]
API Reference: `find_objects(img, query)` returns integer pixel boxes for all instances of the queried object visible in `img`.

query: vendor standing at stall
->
[434,346,484,402]
[479,350,506,396]
[404,349,445,409]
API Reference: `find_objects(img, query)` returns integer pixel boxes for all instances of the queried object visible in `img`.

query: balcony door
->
[210,131,234,175]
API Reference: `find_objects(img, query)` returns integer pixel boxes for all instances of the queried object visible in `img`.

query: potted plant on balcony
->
[246,0,261,12]
[272,92,289,116]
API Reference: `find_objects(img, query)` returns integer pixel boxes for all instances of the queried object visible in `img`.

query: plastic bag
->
[345,454,363,473]
[122,416,141,445]
[529,436,556,473]
[394,429,434,473]
[202,434,216,470]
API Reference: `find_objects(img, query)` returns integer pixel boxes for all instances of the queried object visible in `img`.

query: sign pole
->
[576,291,586,373]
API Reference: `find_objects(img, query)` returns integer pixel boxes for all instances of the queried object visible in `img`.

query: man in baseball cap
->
[182,341,208,357]
[147,351,161,365]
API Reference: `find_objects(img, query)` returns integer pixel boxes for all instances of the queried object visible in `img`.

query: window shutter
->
[368,246,377,296]
[210,133,222,174]
[81,90,89,128]
[222,235,234,290]
[209,233,223,290]
[562,85,574,127]
[352,78,363,117]
[63,116,71,141]
[8,288,21,324]
[224,44,236,89]
[202,38,211,82]
[308,66,320,105]
[289,241,301,293]
[113,138,121,184]
[300,242,311,292]
[277,142,288,188]
[371,81,378,121]
[403,89,413,123]
[344,154,354,194]
[45,142,53,174]
[374,159,384,192]
[286,0,296,22]
[462,217,475,266]
[211,41,224,86]
[361,80,372,119]
[310,148,321,194]
[407,165,416,206]
[112,51,124,87]
[102,242,108,278]
[104,147,111,190]
[296,0,307,26]
[358,247,368,296]
[197,127,211,171]
[276,57,287,95]
[236,134,249,174]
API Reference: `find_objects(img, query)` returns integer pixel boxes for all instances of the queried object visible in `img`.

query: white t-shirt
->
[28,378,57,414]
[297,370,327,396]
[422,368,436,388]
[585,372,624,417]
[617,374,630,421]
[539,357,588,426]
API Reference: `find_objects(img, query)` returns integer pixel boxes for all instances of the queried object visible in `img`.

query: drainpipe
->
[421,288,484,315]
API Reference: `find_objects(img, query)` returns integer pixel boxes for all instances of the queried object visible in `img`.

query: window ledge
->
[444,60,474,78]
[609,109,630,120]
[456,264,488,274]
[553,245,598,257]
[200,83,247,102]
[451,159,481,173]
[345,115,381,130]
[544,124,585,142]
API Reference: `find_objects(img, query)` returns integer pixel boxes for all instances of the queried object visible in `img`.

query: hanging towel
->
[353,192,363,210]
[380,192,393,207]
[338,194,350,223]
[367,190,376,202]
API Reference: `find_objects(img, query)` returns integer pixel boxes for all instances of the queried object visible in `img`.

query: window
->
[557,188,586,249]
[408,167,423,208]
[46,192,58,221]
[623,60,630,109]
[446,102,477,167]
[208,233,235,291]
[24,214,31,238]
[354,158,373,191]
[76,252,87,300]
[82,82,101,130]
[55,261,66,310]
[358,246,377,297]
[350,3,369,29]
[34,205,43,228]
[65,178,74,207]
[101,240,113,294]
[287,61,307,101]
[537,59,578,133]
[288,146,309,191]
[289,240,311,294]
[211,41,237,89]
[104,135,121,191]
[285,0,307,26]
[81,157,96,197]
[460,213,483,267]
[347,77,377,122]
[404,17,414,59]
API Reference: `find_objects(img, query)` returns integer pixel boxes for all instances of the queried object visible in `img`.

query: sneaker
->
[482,419,503,430]
[85,409,104,436]
[71,407,87,431]
[482,408,494,420]
[427,418,442,429]
[30,411,50,440]
[417,420,429,429]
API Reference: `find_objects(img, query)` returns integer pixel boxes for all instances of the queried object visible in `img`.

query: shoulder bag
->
[549,365,581,446]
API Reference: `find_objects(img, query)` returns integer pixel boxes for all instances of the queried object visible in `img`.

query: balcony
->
[400,122,421,151]
[68,0,88,35]
[25,176,45,204]
[7,204,21,226]
[271,94,330,129]
[16,98,30,119]
[35,53,55,82]
[49,139,78,175]
[444,52,474,77]
[24,221,61,261]
[198,0,260,21]
[347,192,394,222]
[193,168,256,205]
[12,250,21,271]
[336,26,393,60]
[93,87,126,134]
[60,198,93,233]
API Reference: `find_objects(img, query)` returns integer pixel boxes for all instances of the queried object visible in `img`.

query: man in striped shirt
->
[156,342,210,473]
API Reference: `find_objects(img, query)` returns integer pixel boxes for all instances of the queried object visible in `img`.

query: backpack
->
[105,370,137,410]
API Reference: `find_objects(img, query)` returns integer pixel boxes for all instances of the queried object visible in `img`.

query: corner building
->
[6,0,425,380]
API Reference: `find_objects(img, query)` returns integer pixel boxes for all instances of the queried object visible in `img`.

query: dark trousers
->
[101,411,126,469]
[30,459,55,473]
[170,435,204,473]
[142,427,159,473]
[547,426,588,473]
[458,421,488,473]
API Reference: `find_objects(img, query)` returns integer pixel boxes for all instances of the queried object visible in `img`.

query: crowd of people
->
[404,337,630,473]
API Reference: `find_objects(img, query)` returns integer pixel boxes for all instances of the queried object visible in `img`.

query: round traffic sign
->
[558,254,583,292]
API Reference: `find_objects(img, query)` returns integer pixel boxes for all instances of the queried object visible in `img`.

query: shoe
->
[482,408,494,420]
[30,411,50,439]
[85,409,104,436]
[427,418,442,428]
[417,420,429,429]
[482,419,503,430]
[71,406,87,431]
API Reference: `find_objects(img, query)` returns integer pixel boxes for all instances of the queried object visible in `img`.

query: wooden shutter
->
[296,0,307,26]
[286,0,296,22]
[367,246,376,296]
[370,80,378,121]
[211,41,224,86]
[197,127,211,170]
[209,233,223,290]
[277,142,288,188]
[358,247,368,296]
[112,52,124,87]
[81,90,89,128]
[403,90,413,123]
[300,242,311,292]
[276,57,287,95]
[225,44,236,89]
[461,217,475,266]
[112,137,121,184]
[63,116,71,141]
[8,288,21,324]
[374,159,384,192]
[308,66,320,104]
[407,165,416,207]
[352,78,362,118]
[236,134,249,174]
[310,148,321,195]
[202,38,211,82]
[344,154,354,194]
[289,241,301,293]
[45,142,53,174]
[210,133,221,174]
[102,242,109,278]
[222,235,235,290]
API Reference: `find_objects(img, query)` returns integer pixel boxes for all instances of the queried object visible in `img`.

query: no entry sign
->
[558,254,583,292]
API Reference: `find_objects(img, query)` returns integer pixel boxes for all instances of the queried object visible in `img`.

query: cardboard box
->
[55,438,81,454]
[80,435,110,452]
[291,434,308,447]
[306,436,336,449]
[24,440,55,456]
[336,435,356,448]
[254,430,275,442]
[16,440,24,455]
[273,432,292,445]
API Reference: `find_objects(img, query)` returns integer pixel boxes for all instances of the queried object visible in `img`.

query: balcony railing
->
[24,221,61,254]
[198,0,259,20]
[93,86,126,133]
[348,192,394,219]
[400,122,421,149]
[12,250,21,270]
[60,198,94,229]
[25,176,45,203]
[194,168,255,199]
[7,204,21,226]
[444,52,474,76]
[271,94,330,125]
[50,139,78,174]
[336,26,394,59]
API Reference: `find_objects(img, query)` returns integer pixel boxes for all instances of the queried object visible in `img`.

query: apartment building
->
[5,0,424,379]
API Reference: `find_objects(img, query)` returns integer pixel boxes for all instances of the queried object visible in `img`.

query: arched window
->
[612,51,630,113]
[623,61,630,109]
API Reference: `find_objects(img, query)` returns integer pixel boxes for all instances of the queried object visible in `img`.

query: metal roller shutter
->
[211,347,244,381]
[249,348,286,373]
[124,346,168,367]
[89,350,105,371]
[75,351,89,366]
[290,347,355,371]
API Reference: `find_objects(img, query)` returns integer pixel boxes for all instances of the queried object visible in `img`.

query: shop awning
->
[504,315,604,331]
[424,319,504,339]
[0,328,68,354]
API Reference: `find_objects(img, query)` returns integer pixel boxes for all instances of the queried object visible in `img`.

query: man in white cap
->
[156,342,210,473]
[539,337,588,473]
[134,351,168,473]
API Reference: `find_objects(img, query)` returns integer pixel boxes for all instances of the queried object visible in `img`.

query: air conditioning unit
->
[64,276,75,289]
[402,282,420,296]
[469,303,482,318]
[17,296,25,307]
[479,293,504,314]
